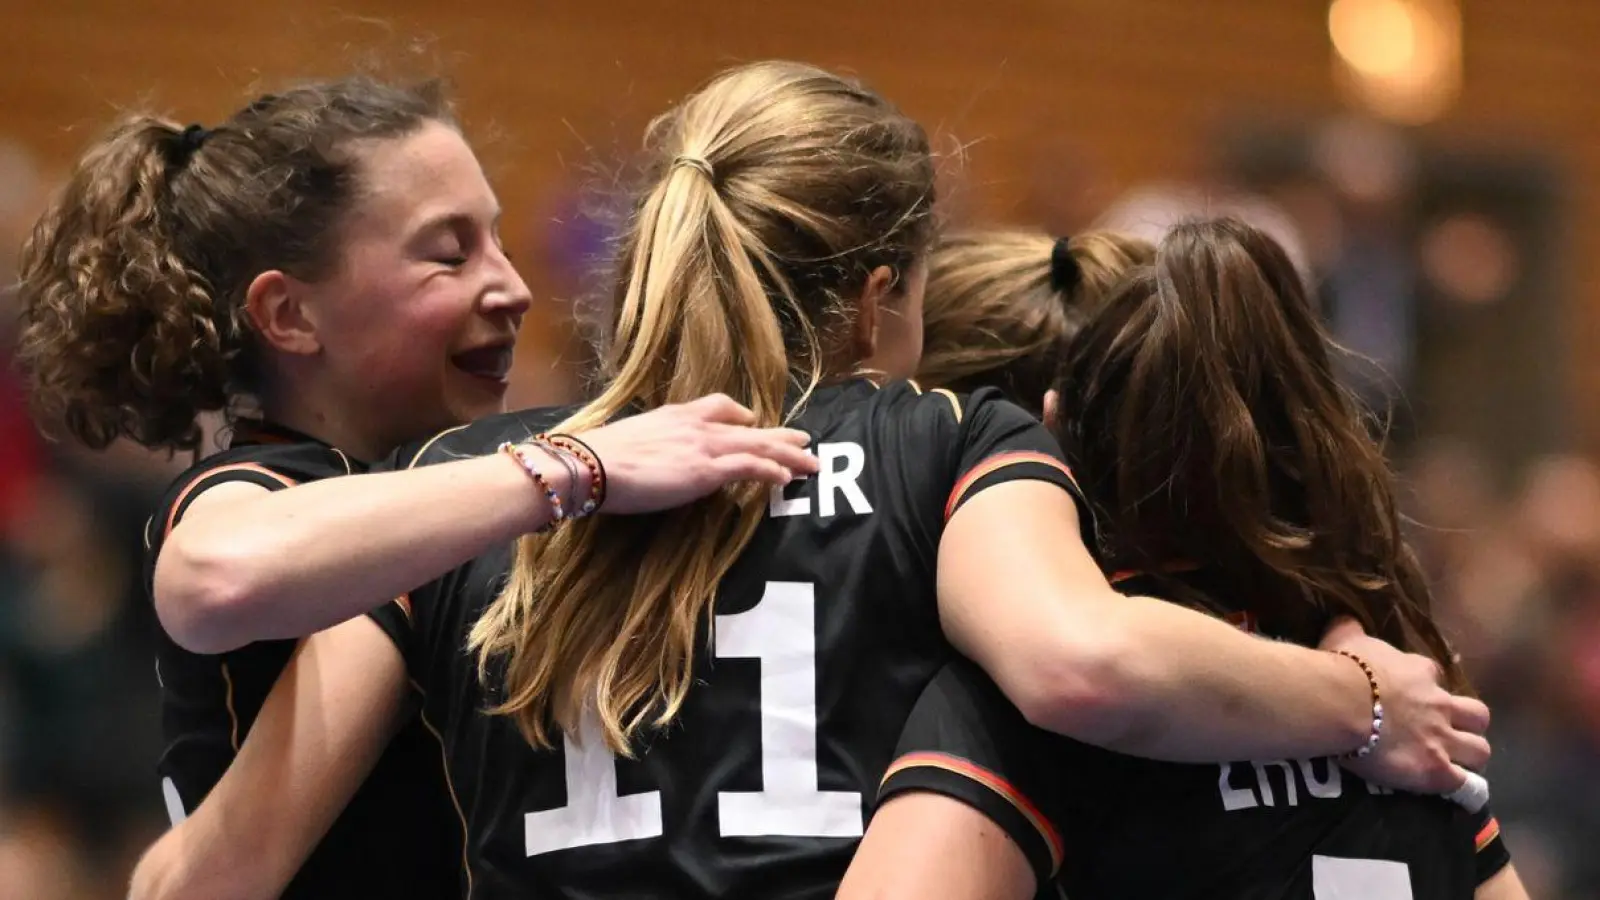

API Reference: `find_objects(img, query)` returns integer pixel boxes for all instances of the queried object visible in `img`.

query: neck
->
[257,397,385,463]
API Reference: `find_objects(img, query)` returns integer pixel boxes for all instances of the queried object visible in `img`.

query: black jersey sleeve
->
[157,461,298,542]
[1470,804,1512,885]
[366,587,419,665]
[877,656,1069,885]
[147,443,360,569]
[942,388,1091,535]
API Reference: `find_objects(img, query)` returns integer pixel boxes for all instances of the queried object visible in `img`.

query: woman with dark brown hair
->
[133,65,1490,900]
[17,75,817,898]
[853,217,1526,900]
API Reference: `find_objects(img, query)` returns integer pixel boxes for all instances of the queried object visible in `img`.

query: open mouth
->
[450,343,515,385]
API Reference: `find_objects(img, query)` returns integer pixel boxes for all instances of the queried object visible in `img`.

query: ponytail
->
[918,229,1154,414]
[469,153,802,752]
[470,60,936,752]
[17,118,232,451]
[1056,218,1467,691]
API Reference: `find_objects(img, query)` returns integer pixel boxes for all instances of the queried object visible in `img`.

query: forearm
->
[1054,594,1371,762]
[136,625,410,898]
[1476,865,1529,900]
[157,452,545,652]
[129,819,271,900]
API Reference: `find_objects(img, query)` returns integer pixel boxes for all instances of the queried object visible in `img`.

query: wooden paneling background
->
[4,0,1597,442]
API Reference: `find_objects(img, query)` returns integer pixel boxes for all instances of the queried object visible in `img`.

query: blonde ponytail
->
[468,60,936,752]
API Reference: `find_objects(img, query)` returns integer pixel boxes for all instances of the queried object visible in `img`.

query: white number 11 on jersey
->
[524,581,862,857]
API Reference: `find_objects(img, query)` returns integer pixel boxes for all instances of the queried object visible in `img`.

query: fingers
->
[1318,616,1367,649]
[706,424,818,475]
[1443,729,1492,773]
[686,393,757,426]
[711,453,794,486]
[1449,695,1492,735]
[1442,768,1490,813]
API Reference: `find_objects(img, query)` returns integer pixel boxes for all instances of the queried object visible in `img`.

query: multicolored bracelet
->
[1336,649,1384,759]
[499,441,565,532]
[539,433,606,516]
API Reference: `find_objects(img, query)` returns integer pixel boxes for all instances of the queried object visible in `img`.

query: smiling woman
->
[12,75,520,898]
[17,73,823,900]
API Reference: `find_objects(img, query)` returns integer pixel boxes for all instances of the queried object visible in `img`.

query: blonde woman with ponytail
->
[139,63,1490,900]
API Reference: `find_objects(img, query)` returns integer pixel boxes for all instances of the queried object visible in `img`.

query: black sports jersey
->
[146,421,460,899]
[879,570,1512,900]
[367,379,1087,899]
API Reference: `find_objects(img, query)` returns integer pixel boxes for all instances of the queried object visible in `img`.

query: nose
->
[482,246,533,327]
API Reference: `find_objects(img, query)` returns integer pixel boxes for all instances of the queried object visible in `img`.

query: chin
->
[457,396,509,422]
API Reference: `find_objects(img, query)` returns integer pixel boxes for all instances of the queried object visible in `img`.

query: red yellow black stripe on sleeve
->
[1475,816,1501,852]
[879,751,1064,881]
[945,452,1079,522]
[164,463,298,538]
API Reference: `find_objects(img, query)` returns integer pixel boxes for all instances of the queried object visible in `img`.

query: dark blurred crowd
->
[1410,442,1600,898]
[0,139,1595,900]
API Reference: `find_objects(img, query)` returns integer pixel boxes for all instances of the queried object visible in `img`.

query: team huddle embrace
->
[16,59,1522,899]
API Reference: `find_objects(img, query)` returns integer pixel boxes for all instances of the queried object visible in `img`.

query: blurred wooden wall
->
[4,0,1598,443]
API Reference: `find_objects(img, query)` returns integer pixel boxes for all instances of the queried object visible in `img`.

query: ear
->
[1042,388,1061,429]
[851,265,897,362]
[244,270,322,356]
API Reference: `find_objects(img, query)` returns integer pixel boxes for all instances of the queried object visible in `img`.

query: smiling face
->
[298,121,532,451]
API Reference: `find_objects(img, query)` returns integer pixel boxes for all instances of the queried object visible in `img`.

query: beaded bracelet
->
[544,442,585,512]
[1335,649,1384,759]
[540,433,606,515]
[499,441,565,532]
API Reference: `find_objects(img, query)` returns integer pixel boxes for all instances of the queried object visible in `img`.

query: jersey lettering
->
[1312,855,1414,899]
[162,776,187,826]
[523,581,862,857]
[524,713,664,857]
[714,581,863,837]
[1217,757,1345,810]
[768,442,872,519]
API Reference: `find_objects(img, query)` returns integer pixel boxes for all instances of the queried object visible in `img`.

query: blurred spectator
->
[1408,450,1600,899]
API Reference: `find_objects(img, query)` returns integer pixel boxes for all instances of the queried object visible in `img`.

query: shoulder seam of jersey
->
[407,423,474,469]
[331,447,355,475]
[931,388,963,423]
[409,680,475,896]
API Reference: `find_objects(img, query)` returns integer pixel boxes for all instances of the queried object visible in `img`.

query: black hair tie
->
[168,123,211,167]
[1049,236,1080,293]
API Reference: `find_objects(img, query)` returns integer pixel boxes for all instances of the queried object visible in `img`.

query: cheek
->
[333,286,469,386]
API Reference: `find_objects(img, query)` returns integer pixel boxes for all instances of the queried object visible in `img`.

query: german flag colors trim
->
[1475,817,1501,853]
[945,452,1078,521]
[881,751,1064,876]
[163,463,298,537]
